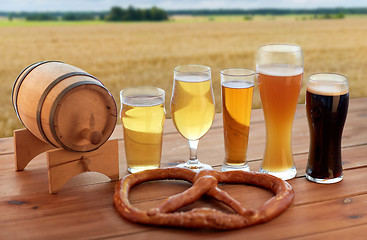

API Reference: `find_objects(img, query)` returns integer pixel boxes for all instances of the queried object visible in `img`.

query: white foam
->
[122,96,164,107]
[257,64,303,77]
[175,75,210,83]
[307,84,349,96]
[222,81,254,89]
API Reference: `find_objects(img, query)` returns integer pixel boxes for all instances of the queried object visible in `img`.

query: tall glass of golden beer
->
[120,86,165,173]
[221,68,255,172]
[257,44,303,180]
[170,65,215,171]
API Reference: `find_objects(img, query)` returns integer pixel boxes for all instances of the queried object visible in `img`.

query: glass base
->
[176,161,213,172]
[221,163,250,172]
[305,173,343,184]
[259,166,297,180]
[128,166,159,174]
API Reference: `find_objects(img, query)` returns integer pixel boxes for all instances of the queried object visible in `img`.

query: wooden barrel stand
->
[14,128,119,194]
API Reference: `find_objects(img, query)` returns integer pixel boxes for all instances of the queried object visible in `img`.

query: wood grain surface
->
[1,98,367,239]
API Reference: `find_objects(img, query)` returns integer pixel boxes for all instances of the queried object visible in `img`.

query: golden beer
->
[171,65,214,170]
[171,76,215,140]
[222,80,254,167]
[120,87,165,173]
[258,64,303,172]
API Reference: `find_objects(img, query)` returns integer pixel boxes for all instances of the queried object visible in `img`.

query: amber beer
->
[171,75,215,140]
[221,69,255,171]
[306,73,349,183]
[258,64,303,175]
[120,87,165,173]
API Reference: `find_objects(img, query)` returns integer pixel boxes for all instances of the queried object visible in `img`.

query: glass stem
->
[188,139,199,165]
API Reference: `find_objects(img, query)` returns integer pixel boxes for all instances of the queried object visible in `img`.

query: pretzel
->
[114,168,294,230]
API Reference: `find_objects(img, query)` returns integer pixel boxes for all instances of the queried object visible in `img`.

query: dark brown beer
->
[306,86,349,181]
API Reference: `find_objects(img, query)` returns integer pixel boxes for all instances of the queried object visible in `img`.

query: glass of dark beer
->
[306,73,349,184]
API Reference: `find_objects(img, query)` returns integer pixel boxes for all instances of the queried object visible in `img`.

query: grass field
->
[0,16,367,137]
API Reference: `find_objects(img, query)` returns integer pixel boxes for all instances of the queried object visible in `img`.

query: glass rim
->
[258,44,302,53]
[220,68,255,77]
[308,73,348,84]
[120,86,165,99]
[174,64,211,74]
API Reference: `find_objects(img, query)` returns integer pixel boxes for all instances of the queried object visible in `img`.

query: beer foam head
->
[175,74,210,83]
[259,44,302,53]
[257,64,303,77]
[221,80,254,89]
[307,73,349,96]
[174,65,211,82]
[121,86,165,107]
[123,96,164,107]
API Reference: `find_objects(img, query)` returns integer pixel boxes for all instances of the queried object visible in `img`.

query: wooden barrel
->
[12,61,117,152]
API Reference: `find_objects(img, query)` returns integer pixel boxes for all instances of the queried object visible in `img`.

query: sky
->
[1,0,366,12]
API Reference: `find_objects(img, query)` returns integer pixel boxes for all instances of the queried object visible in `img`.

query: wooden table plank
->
[103,193,367,240]
[0,97,365,156]
[295,224,367,240]
[0,97,367,240]
[2,185,367,240]
[1,162,367,237]
[1,130,365,199]
[2,143,366,228]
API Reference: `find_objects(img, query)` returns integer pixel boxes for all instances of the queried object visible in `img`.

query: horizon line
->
[1,6,367,13]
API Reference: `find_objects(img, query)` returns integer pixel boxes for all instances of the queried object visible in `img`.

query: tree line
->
[2,7,367,22]
[5,6,168,22]
[169,7,367,15]
[105,6,168,21]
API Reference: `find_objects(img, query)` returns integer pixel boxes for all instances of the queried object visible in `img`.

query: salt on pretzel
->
[114,168,294,230]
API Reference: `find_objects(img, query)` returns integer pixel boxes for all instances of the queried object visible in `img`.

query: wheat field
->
[0,17,367,137]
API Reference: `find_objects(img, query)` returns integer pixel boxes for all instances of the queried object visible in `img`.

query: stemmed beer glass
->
[257,44,304,180]
[170,65,215,170]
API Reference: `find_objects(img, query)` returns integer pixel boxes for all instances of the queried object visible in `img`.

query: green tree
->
[105,6,168,22]
[63,13,77,21]
[105,6,125,21]
[62,12,95,21]
[149,7,168,20]
[26,13,58,21]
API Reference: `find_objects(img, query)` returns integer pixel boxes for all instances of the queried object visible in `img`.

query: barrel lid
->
[50,82,117,152]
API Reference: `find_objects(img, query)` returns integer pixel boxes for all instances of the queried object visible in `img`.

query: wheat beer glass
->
[221,68,255,172]
[306,73,349,184]
[171,65,215,171]
[257,44,303,180]
[120,86,165,173]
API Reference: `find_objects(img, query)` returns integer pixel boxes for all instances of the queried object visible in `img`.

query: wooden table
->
[1,97,367,239]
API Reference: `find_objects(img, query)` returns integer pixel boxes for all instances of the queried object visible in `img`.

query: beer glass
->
[256,44,303,180]
[170,65,215,171]
[120,86,165,173]
[306,73,349,184]
[221,68,255,172]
